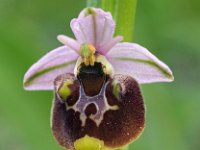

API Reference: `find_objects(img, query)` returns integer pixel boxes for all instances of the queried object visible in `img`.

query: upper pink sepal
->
[70,8,122,54]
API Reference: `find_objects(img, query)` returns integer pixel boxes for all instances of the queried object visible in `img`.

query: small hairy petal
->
[106,43,174,84]
[57,35,80,53]
[23,46,79,90]
[70,8,115,49]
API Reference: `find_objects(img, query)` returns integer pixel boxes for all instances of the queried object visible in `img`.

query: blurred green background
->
[0,0,200,150]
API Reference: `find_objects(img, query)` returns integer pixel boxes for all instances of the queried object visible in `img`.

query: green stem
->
[87,0,101,7]
[101,0,118,20]
[116,0,137,41]
[102,0,137,41]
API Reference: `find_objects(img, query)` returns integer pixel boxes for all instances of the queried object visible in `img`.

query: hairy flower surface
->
[23,8,173,150]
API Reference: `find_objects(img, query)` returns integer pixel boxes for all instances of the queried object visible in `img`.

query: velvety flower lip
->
[23,7,174,91]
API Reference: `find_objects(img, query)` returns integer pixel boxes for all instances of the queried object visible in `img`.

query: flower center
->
[80,43,96,66]
[74,44,114,77]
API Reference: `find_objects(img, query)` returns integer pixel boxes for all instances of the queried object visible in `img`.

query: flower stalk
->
[87,0,101,7]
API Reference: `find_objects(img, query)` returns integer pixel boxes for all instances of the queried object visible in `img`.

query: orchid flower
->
[23,8,173,150]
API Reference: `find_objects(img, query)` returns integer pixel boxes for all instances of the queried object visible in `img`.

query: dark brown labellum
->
[51,63,145,150]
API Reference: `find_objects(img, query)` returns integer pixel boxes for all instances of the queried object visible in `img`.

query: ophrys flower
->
[24,8,173,150]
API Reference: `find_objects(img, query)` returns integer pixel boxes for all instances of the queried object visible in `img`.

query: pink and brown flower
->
[23,8,173,150]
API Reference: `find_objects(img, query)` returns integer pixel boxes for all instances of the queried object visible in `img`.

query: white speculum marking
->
[66,81,119,127]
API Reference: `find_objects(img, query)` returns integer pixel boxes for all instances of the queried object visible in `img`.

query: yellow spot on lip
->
[80,43,96,66]
[74,135,111,150]
[58,80,73,100]
[112,80,121,100]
